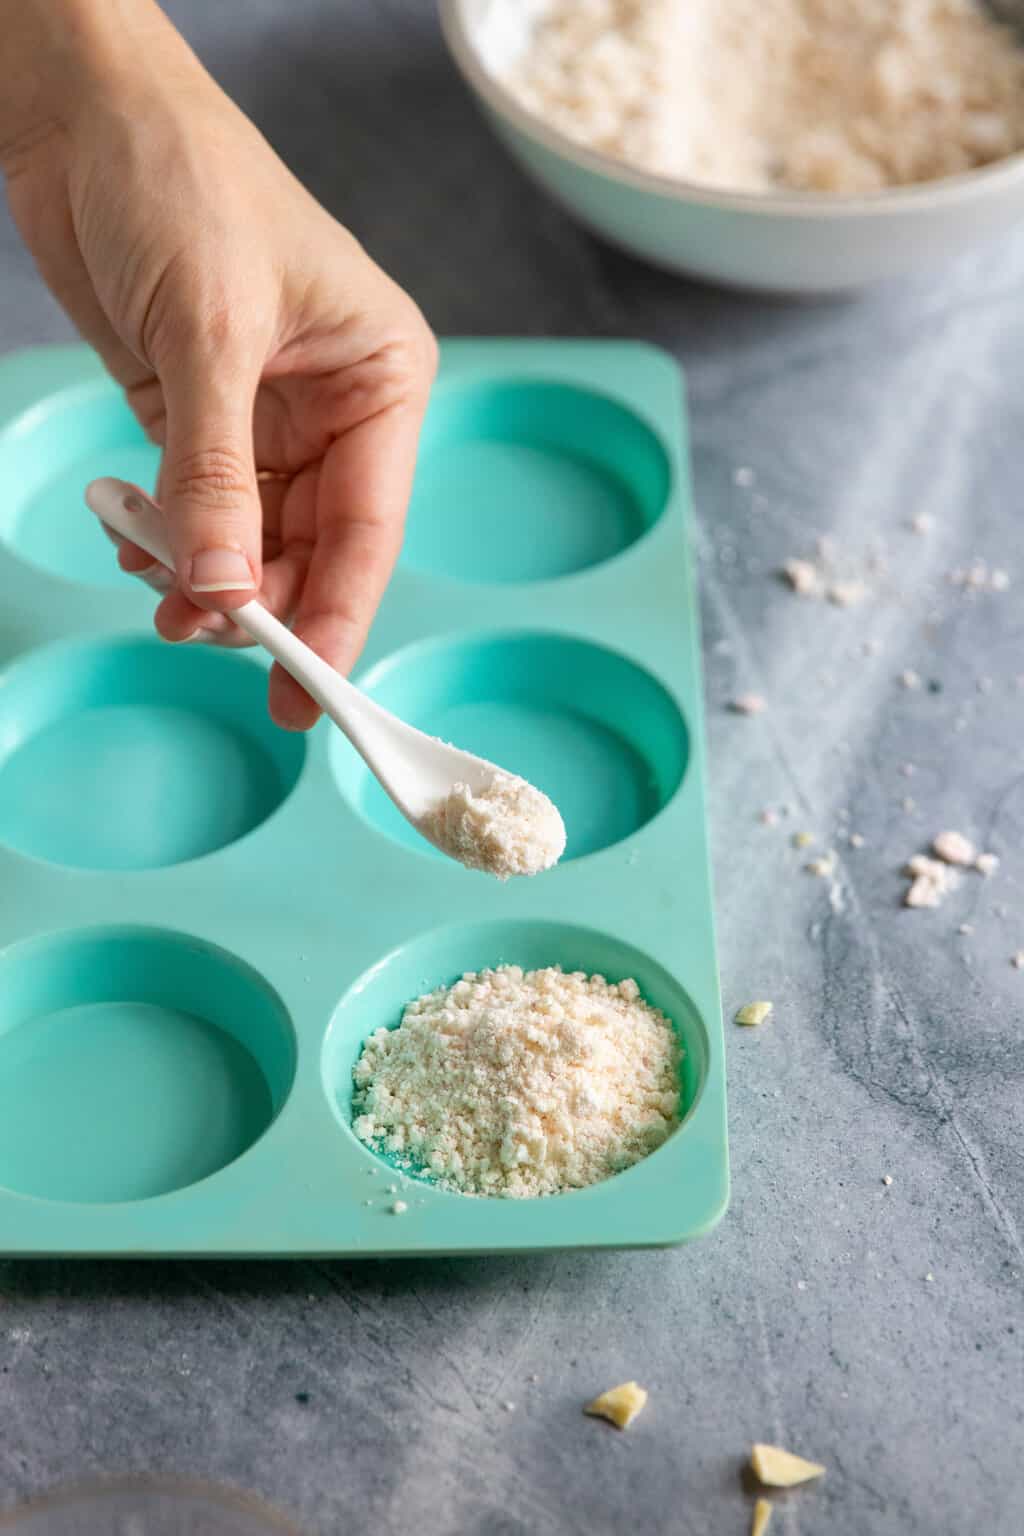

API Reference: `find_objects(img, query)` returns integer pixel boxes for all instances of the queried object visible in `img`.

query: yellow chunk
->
[583,1381,647,1429]
[735,1001,773,1027]
[751,1499,773,1536]
[751,1443,826,1487]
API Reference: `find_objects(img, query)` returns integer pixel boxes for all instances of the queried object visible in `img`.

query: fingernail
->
[189,548,254,593]
[176,629,204,644]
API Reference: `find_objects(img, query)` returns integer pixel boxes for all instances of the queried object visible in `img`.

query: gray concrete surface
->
[1,3,1022,1532]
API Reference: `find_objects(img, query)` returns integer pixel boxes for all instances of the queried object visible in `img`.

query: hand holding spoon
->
[85,477,565,879]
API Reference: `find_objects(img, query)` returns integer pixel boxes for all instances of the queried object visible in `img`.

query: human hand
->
[2,0,436,729]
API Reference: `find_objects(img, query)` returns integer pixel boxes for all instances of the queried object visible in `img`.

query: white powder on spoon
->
[422,770,566,879]
[352,965,682,1197]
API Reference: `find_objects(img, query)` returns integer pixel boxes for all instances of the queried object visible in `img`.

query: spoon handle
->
[84,476,372,730]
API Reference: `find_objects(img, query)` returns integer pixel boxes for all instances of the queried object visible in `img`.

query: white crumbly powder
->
[932,829,977,866]
[422,771,566,880]
[904,853,961,908]
[352,965,682,1198]
[731,692,767,715]
[501,0,1024,194]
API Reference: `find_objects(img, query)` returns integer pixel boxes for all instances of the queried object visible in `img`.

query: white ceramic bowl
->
[440,0,1024,293]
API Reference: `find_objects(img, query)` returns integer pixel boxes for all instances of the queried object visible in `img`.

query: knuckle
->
[168,445,252,510]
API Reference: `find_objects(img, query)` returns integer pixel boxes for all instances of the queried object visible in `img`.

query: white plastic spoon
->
[84,476,565,878]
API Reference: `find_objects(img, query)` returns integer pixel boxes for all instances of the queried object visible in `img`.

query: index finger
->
[267,393,427,732]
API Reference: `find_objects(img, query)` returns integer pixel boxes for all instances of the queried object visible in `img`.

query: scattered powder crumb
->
[805,852,836,878]
[932,830,977,866]
[731,693,767,715]
[958,923,974,936]
[861,638,881,657]
[502,1400,516,1412]
[423,770,566,880]
[750,1444,826,1488]
[949,560,1012,594]
[910,513,934,535]
[977,676,994,694]
[883,1175,893,1186]
[584,1381,648,1430]
[734,466,756,487]
[904,854,960,909]
[901,797,917,813]
[759,807,779,827]
[735,1000,773,1027]
[529,1373,540,1384]
[390,1200,408,1215]
[793,831,814,849]
[386,1183,398,1195]
[752,1499,773,1536]
[782,557,818,596]
[828,879,845,914]
[796,1280,807,1291]
[1012,951,1024,970]
[849,833,865,849]
[353,966,681,1198]
[975,853,999,878]
[500,0,1024,194]
[827,580,868,608]
[900,763,916,778]
[995,903,1010,919]
[900,669,922,690]
[925,1272,935,1283]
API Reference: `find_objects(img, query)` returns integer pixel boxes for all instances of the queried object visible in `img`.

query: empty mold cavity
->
[333,633,688,863]
[322,919,708,1184]
[0,639,304,870]
[401,381,670,583]
[0,928,295,1203]
[0,379,160,587]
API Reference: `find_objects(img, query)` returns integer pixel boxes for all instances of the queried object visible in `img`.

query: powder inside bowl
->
[498,0,1024,194]
[352,964,682,1197]
[422,770,566,879]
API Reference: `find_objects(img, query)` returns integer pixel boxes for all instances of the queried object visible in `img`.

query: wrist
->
[1,0,189,172]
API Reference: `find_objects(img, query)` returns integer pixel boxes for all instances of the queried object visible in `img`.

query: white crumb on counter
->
[759,807,780,826]
[735,1000,773,1026]
[390,1200,408,1215]
[975,852,999,878]
[910,513,934,534]
[782,557,818,595]
[423,770,566,880]
[734,466,756,487]
[1012,951,1024,970]
[882,1174,894,1186]
[932,830,977,866]
[805,852,836,878]
[827,579,868,608]
[904,854,960,909]
[584,1381,648,1430]
[900,669,922,690]
[731,692,767,715]
[848,833,865,849]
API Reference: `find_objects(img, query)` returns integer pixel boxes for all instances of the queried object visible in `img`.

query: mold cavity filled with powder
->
[352,964,682,1198]
[422,771,566,879]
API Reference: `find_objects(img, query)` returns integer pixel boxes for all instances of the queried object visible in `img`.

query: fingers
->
[268,395,425,731]
[158,343,263,610]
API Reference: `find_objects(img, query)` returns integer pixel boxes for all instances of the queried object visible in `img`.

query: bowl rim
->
[439,0,1024,219]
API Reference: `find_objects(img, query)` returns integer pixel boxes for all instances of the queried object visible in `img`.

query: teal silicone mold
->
[0,340,727,1256]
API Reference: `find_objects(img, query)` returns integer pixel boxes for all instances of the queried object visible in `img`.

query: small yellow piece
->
[583,1381,647,1429]
[735,1001,773,1027]
[751,1499,773,1536]
[792,831,814,849]
[751,1443,826,1487]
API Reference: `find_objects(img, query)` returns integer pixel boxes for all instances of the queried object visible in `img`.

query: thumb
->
[159,351,262,608]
